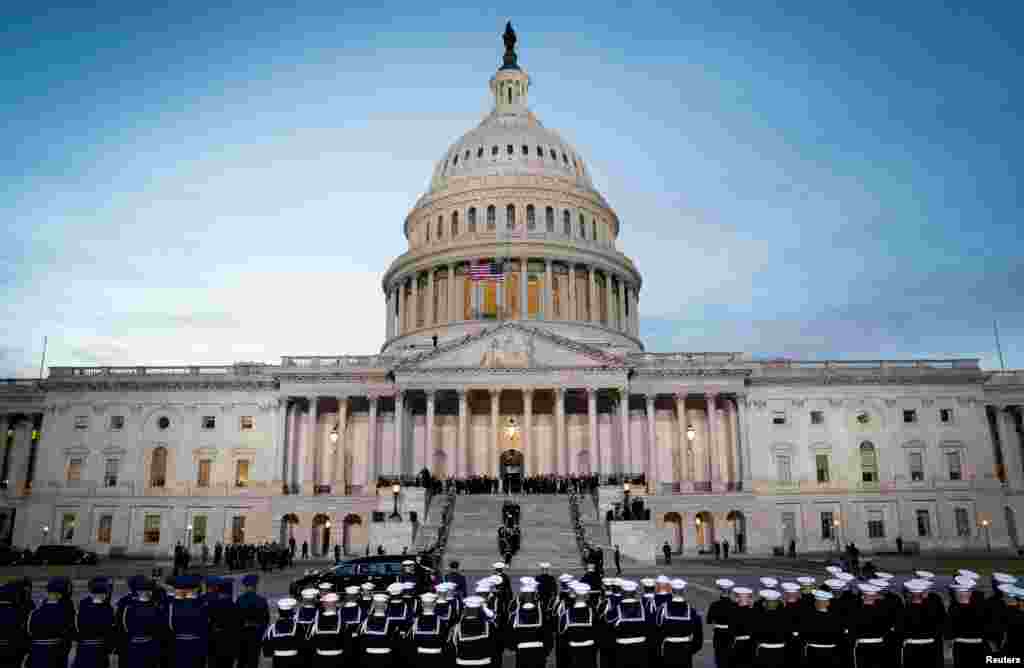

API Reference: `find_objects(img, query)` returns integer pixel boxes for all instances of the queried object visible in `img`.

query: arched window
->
[506,204,516,229]
[545,206,555,232]
[579,213,586,239]
[860,442,878,483]
[536,146,543,158]
[563,210,571,236]
[451,211,459,237]
[437,216,443,239]
[151,447,167,488]
[477,147,483,158]
[526,204,535,230]
[487,205,496,230]
[468,207,477,232]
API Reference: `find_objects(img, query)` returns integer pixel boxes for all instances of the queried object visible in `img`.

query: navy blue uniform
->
[168,598,208,668]
[28,600,72,668]
[206,589,239,668]
[73,597,115,668]
[120,597,166,668]
[0,586,29,668]
[655,600,703,668]
[236,591,270,668]
[263,614,303,668]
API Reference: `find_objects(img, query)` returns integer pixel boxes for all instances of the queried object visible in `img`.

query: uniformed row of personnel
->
[705,566,1024,668]
[0,572,271,668]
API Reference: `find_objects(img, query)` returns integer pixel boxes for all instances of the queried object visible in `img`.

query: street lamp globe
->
[326,521,332,530]
[392,483,401,495]
[685,425,696,442]
[833,519,840,528]
[695,516,702,526]
[329,428,339,444]
[623,482,630,493]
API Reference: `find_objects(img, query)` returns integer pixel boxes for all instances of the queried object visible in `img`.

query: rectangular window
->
[810,410,824,425]
[821,511,834,540]
[74,415,89,430]
[104,458,119,487]
[197,459,212,487]
[947,451,962,481]
[940,408,954,424]
[916,509,931,537]
[776,455,792,484]
[97,515,113,544]
[61,513,76,543]
[109,415,125,431]
[66,457,83,483]
[144,514,161,544]
[235,460,250,487]
[781,512,796,544]
[909,452,924,482]
[239,416,254,431]
[954,508,970,537]
[231,516,246,544]
[903,409,917,423]
[816,454,830,483]
[772,411,787,425]
[867,510,885,538]
[192,515,207,545]
[202,415,216,430]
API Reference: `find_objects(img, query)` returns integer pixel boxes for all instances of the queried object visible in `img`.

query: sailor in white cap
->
[707,579,736,668]
[355,593,393,667]
[898,579,941,665]
[777,583,804,660]
[799,589,843,664]
[359,582,375,615]
[535,562,556,612]
[384,582,410,633]
[945,577,987,668]
[728,587,756,666]
[405,592,446,666]
[340,585,364,637]
[265,598,302,667]
[654,574,673,611]
[296,588,320,644]
[509,583,548,668]
[557,581,598,668]
[609,578,651,668]
[656,579,702,668]
[308,592,345,667]
[640,577,657,617]
[752,589,788,664]
[452,595,499,667]
[434,582,458,625]
[846,584,889,668]
[753,577,779,613]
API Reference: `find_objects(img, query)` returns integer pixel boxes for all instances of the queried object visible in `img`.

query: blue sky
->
[2,1,1021,376]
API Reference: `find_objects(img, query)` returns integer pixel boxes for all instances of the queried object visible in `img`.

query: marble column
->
[617,278,626,332]
[631,289,639,335]
[605,274,614,328]
[397,280,405,336]
[738,398,753,491]
[411,273,420,330]
[393,391,404,476]
[385,290,392,339]
[425,270,434,327]
[457,391,468,476]
[707,394,723,491]
[523,389,533,474]
[556,389,566,475]
[319,404,332,491]
[334,398,348,491]
[568,265,577,322]
[645,395,657,493]
[619,388,631,475]
[544,260,552,320]
[675,394,690,491]
[366,395,378,490]
[491,390,501,478]
[449,263,457,323]
[998,406,1022,488]
[588,267,598,324]
[724,398,739,489]
[425,391,435,475]
[587,389,598,475]
[298,396,317,495]
[520,257,528,320]
[276,398,290,491]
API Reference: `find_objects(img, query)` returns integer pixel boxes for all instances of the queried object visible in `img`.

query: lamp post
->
[41,525,49,546]
[186,524,193,555]
[833,518,841,554]
[982,519,992,552]
[325,520,332,555]
[391,483,401,520]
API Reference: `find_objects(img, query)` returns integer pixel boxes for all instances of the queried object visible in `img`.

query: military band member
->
[72,578,114,668]
[263,598,302,668]
[508,584,548,668]
[340,586,365,639]
[452,595,500,667]
[707,579,735,668]
[655,579,702,668]
[896,580,942,668]
[120,578,165,668]
[309,592,348,667]
[357,593,398,667]
[987,574,1017,651]
[405,592,448,666]
[727,586,756,668]
[399,560,419,594]
[800,590,843,667]
[558,584,598,668]
[236,574,269,668]
[945,578,986,668]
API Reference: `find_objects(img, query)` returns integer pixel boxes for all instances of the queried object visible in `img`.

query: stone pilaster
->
[425,390,436,475]
[568,265,577,322]
[523,389,533,474]
[645,395,657,493]
[301,396,318,495]
[675,394,688,491]
[367,395,378,491]
[491,389,501,478]
[619,388,631,475]
[707,394,723,491]
[544,260,552,320]
[457,391,468,477]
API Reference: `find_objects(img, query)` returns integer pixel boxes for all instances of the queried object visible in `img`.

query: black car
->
[289,555,427,597]
[30,544,99,566]
[0,545,29,566]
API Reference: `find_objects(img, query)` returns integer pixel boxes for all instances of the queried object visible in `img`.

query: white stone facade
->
[2,31,1023,558]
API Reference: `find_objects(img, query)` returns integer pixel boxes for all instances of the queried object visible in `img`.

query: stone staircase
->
[445,493,605,572]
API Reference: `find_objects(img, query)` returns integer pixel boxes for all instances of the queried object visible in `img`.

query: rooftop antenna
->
[994,320,1006,370]
[38,336,48,380]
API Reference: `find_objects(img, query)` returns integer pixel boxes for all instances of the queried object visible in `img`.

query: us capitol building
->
[2,25,1024,560]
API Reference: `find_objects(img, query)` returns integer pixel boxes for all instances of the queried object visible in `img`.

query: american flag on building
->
[470,260,506,281]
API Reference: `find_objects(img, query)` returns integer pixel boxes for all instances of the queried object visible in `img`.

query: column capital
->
[673,392,687,403]
[489,388,501,400]
[522,388,534,397]
[426,391,436,404]
[645,393,656,406]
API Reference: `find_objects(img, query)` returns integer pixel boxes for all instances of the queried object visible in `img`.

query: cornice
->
[748,373,985,387]
[44,379,279,393]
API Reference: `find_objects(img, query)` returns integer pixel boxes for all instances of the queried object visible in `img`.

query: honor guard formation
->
[2,560,1024,667]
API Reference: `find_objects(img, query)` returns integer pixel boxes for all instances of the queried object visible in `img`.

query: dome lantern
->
[491,22,530,115]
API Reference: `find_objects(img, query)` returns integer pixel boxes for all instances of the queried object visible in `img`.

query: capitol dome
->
[381,23,642,354]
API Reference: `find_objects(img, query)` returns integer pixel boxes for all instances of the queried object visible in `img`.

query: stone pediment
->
[395,323,625,371]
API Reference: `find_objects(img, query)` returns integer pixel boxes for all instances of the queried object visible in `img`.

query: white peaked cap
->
[857,584,880,595]
[781,582,800,592]
[322,593,339,603]
[401,582,415,591]
[602,578,616,587]
[520,577,537,586]
[277,597,298,611]
[814,590,834,601]
[521,585,537,593]
[656,575,671,584]
[905,581,929,593]
[837,573,856,582]
[760,589,781,601]
[402,560,415,566]
[716,579,735,590]
[732,587,753,596]
[875,572,894,580]
[994,573,1018,584]
[868,579,890,589]
[760,577,778,588]
[951,582,974,592]
[493,562,506,570]
[1011,587,1024,600]
[958,569,980,580]
[954,576,977,587]
[573,583,592,594]
[386,583,403,596]
[420,593,438,602]
[372,593,389,603]
[619,581,638,593]
[345,586,360,595]
[361,583,375,591]
[436,583,454,591]
[796,577,816,585]
[559,574,574,582]
[671,579,687,591]
[301,588,318,599]
[640,578,656,587]
[914,570,935,579]
[488,575,503,585]
[464,596,483,609]
[998,583,1016,594]
[318,582,333,590]
[825,566,841,575]
[475,582,491,593]
[825,579,845,590]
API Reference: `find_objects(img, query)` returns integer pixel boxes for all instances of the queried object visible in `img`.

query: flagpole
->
[38,336,48,380]
[994,319,1006,370]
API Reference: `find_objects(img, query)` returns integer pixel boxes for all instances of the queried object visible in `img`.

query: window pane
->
[955,508,970,536]
[867,510,885,538]
[916,509,930,537]
[144,515,161,544]
[151,448,167,487]
[232,516,246,544]
[67,458,83,482]
[776,455,791,483]
[61,514,76,542]
[947,451,962,480]
[202,415,216,430]
[240,416,254,431]
[197,460,211,487]
[236,460,250,487]
[98,515,113,544]
[816,454,830,483]
[109,415,124,430]
[104,459,119,487]
[909,452,924,481]
[193,515,207,545]
[821,511,834,540]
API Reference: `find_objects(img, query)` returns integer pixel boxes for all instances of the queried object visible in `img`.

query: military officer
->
[356,593,398,667]
[451,595,500,667]
[120,578,165,668]
[558,583,598,668]
[655,579,702,668]
[405,592,448,667]
[707,579,736,668]
[73,578,115,668]
[399,560,419,594]
[945,578,986,667]
[236,574,269,668]
[263,598,302,668]
[508,584,548,668]
[309,592,348,667]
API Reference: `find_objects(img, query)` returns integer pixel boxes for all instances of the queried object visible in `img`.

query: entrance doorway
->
[500,449,524,494]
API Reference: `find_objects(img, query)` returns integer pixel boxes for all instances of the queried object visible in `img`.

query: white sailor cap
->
[715,579,735,590]
[759,589,781,601]
[640,578,656,587]
[999,583,1018,595]
[402,560,415,566]
[825,566,841,575]
[538,562,551,569]
[464,596,484,609]
[344,586,360,595]
[386,583,403,595]
[656,575,671,584]
[670,579,687,591]
[301,588,318,600]
[732,587,753,597]
[322,592,339,604]
[958,569,980,580]
[857,584,880,595]
[825,579,845,590]
[914,570,935,579]
[559,574,574,583]
[487,575,503,585]
[875,572,894,580]
[420,593,438,603]
[1010,586,1024,600]
[492,562,506,570]
[905,580,929,593]
[951,581,975,593]
[475,582,492,593]
[573,583,593,595]
[994,573,1018,584]
[318,582,333,591]
[372,593,389,603]
[796,576,816,585]
[401,582,416,592]
[954,576,977,588]
[814,590,834,601]
[781,582,800,593]
[602,578,616,587]
[361,583,375,591]
[520,577,537,586]
[277,597,298,611]
[868,579,890,590]
[837,573,856,582]
[521,584,538,594]
[436,582,455,592]
[759,577,778,588]
[619,581,638,593]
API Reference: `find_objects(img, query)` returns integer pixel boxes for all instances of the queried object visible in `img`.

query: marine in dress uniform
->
[706,579,736,668]
[847,584,889,668]
[168,575,208,668]
[752,589,787,668]
[0,583,29,668]
[655,579,702,668]
[451,595,500,668]
[945,577,986,668]
[405,592,448,667]
[236,574,269,668]
[309,592,349,667]
[896,580,942,668]
[508,585,547,668]
[263,598,302,668]
[800,590,843,668]
[357,594,398,668]
[558,584,598,668]
[120,578,165,668]
[72,578,115,668]
[612,580,653,668]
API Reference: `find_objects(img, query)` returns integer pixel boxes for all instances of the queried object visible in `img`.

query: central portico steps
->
[445,493,606,571]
